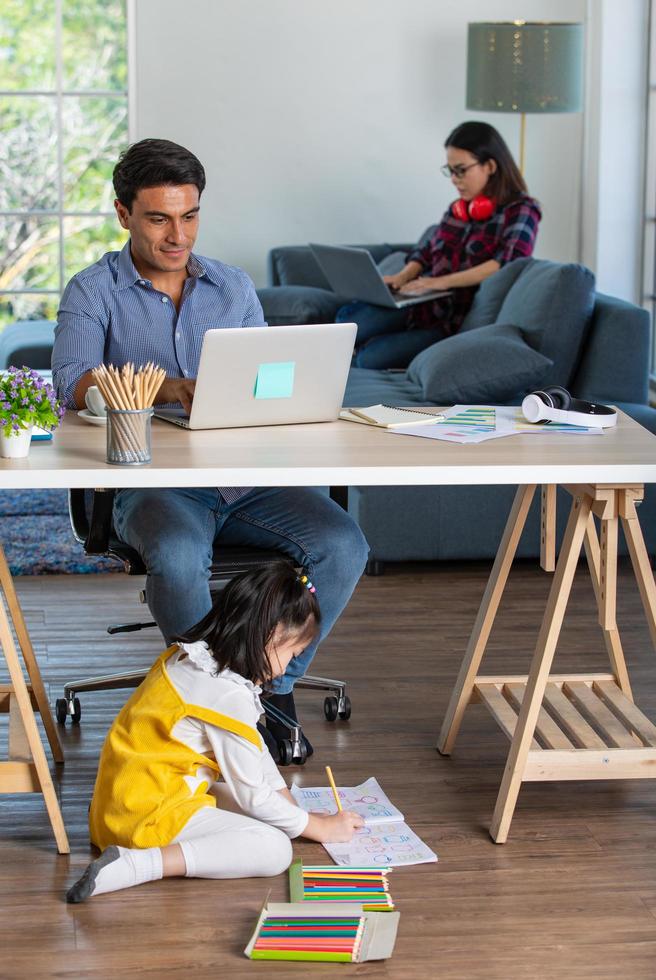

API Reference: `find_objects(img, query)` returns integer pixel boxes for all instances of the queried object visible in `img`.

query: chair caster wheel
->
[338,695,352,720]
[278,740,294,766]
[295,740,308,765]
[324,696,339,722]
[55,697,81,725]
[55,699,67,725]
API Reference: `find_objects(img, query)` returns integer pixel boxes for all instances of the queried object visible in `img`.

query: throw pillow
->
[461,259,595,388]
[256,286,344,326]
[460,261,528,332]
[406,322,553,403]
[484,259,595,388]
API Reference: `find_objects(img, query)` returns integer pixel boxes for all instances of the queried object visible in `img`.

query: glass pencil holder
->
[106,407,153,465]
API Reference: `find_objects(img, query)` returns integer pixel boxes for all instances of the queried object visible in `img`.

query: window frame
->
[0,0,134,315]
[644,0,656,385]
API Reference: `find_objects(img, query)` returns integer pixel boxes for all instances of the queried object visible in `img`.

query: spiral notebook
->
[340,404,445,428]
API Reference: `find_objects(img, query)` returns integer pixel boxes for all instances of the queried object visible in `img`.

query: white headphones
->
[521,386,617,429]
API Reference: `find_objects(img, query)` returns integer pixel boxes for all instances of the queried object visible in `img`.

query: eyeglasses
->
[440,162,482,179]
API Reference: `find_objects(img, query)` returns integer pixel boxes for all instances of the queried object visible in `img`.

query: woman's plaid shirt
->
[406,195,541,335]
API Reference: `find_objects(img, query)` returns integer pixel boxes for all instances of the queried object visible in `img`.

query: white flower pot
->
[0,425,33,459]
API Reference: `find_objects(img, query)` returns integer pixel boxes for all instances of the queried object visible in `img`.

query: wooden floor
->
[1,560,656,979]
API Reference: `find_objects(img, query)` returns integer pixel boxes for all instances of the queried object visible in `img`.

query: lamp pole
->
[519,112,526,175]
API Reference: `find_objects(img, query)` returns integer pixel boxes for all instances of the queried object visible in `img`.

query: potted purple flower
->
[0,366,65,459]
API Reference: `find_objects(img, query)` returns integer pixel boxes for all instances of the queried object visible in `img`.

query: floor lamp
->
[466,21,584,174]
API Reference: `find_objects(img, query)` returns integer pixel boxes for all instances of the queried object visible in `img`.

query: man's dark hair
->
[177,561,321,686]
[112,138,206,212]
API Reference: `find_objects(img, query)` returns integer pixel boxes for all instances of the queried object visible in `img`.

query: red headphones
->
[451,195,495,222]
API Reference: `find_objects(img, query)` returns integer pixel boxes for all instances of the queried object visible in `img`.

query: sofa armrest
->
[571,293,651,404]
[267,243,416,287]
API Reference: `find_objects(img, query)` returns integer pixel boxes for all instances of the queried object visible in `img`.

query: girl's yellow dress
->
[89,646,262,850]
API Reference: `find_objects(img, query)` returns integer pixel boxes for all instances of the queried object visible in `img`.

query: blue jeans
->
[336,301,448,369]
[113,487,369,694]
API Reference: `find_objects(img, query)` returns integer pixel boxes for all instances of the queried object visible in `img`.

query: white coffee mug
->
[85,385,107,417]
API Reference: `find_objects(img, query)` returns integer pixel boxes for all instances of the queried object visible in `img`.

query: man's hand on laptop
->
[156,377,197,415]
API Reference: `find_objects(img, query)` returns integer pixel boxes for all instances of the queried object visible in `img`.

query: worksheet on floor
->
[324,820,437,867]
[291,777,438,867]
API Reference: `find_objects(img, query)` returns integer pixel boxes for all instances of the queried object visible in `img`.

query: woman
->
[337,121,541,369]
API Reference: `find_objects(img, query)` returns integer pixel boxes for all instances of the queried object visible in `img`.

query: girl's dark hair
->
[445,121,527,205]
[112,138,206,212]
[176,561,321,685]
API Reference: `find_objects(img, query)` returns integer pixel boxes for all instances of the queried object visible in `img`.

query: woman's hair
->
[112,138,206,212]
[176,561,321,685]
[444,121,527,205]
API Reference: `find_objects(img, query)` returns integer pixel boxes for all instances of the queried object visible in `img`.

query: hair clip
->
[299,573,316,594]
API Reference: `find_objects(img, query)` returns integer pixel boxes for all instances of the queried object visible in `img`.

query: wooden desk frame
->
[0,544,68,853]
[438,482,656,843]
[2,412,656,851]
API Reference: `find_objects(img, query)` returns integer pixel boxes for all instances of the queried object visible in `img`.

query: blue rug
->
[0,490,121,575]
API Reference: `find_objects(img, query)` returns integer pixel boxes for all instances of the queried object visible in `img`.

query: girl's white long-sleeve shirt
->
[166,642,308,839]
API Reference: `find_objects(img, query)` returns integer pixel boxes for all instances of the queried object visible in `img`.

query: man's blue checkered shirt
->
[52,240,266,503]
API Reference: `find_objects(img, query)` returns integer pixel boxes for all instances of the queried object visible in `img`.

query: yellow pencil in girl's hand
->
[325,766,342,812]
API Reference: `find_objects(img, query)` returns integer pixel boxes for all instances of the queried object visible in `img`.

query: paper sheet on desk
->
[388,405,516,443]
[388,405,604,443]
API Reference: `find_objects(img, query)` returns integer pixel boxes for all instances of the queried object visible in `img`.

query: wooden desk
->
[2,410,656,850]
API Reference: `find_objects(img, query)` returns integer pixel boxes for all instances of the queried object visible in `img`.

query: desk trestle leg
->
[0,543,69,854]
[440,484,656,844]
[437,484,537,756]
[490,491,593,842]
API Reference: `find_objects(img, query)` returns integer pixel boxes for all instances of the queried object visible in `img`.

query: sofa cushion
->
[344,367,425,408]
[494,259,595,387]
[460,261,529,331]
[256,286,344,326]
[406,322,553,403]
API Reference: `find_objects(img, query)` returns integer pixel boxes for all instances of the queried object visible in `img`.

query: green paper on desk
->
[254,361,295,399]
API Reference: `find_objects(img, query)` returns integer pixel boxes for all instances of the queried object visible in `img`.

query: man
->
[52,138,368,757]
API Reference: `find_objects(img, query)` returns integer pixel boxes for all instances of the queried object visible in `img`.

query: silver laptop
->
[154,322,357,430]
[310,242,449,309]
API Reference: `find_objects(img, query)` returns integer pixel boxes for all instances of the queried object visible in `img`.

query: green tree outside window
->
[0,0,129,330]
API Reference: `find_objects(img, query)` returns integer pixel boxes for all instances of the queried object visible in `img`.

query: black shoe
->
[257,721,281,762]
[263,691,314,758]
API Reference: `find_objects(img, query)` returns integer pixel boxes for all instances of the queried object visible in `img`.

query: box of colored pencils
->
[244,900,399,962]
[289,859,395,911]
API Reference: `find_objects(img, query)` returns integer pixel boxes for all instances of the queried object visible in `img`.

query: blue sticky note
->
[254,361,295,399]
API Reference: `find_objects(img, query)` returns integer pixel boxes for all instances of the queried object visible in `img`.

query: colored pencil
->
[325,765,342,812]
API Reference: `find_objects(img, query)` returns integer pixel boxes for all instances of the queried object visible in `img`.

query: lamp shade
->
[466,22,584,114]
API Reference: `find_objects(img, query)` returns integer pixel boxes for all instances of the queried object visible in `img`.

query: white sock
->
[66,845,163,903]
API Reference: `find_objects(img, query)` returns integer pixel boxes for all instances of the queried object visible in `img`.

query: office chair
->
[58,488,352,765]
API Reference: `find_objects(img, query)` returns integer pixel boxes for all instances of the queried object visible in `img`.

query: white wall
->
[133,0,587,286]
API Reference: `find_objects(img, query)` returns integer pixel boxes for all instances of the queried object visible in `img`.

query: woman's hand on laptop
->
[156,377,197,415]
[399,275,449,294]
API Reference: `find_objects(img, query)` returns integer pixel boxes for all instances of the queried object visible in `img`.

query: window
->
[0,0,129,330]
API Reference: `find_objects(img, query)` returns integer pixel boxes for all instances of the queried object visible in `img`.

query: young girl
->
[66,562,363,903]
[337,120,541,369]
